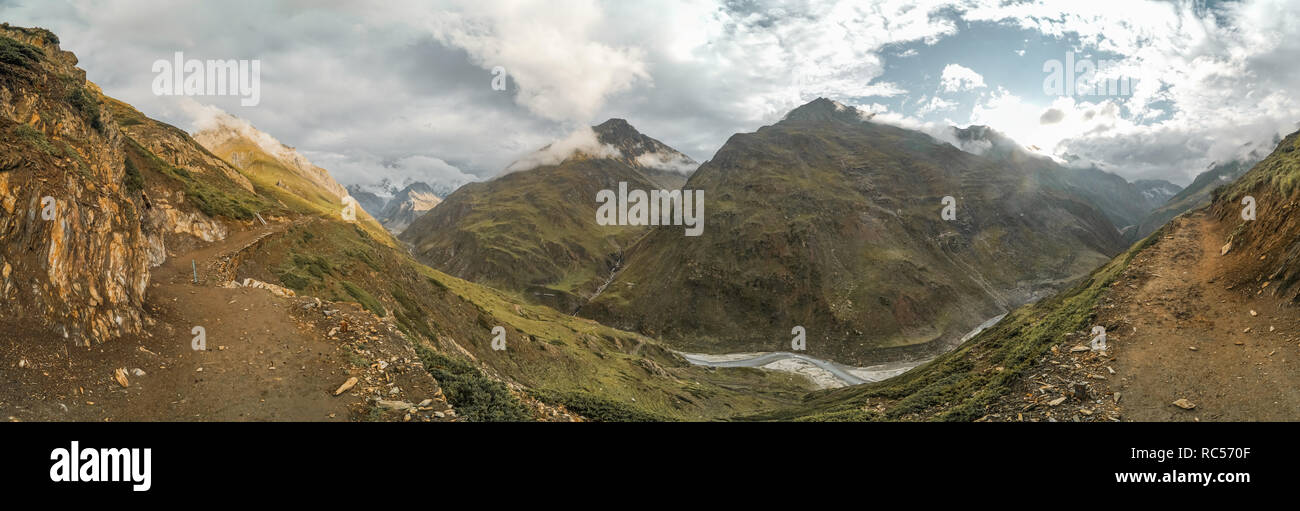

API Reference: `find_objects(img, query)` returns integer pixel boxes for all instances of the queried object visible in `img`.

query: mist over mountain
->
[5,0,1298,434]
[1133,179,1182,206]
[345,184,388,218]
[0,25,810,424]
[378,181,442,234]
[1132,156,1263,240]
[399,118,692,312]
[575,98,1128,365]
[951,125,1170,236]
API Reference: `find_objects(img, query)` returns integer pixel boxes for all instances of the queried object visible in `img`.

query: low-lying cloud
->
[501,127,620,175]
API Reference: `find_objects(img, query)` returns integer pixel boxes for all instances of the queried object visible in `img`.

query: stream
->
[680,313,1008,389]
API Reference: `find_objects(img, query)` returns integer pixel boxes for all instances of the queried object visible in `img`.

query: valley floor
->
[1,223,454,422]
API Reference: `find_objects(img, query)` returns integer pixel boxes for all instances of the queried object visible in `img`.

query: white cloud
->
[960,0,1300,183]
[939,63,986,92]
[416,0,650,123]
[10,0,1300,189]
[916,95,958,115]
[501,127,620,175]
[634,150,697,175]
[306,151,479,193]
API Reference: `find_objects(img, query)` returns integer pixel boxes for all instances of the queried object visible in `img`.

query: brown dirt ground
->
[1105,212,1300,421]
[982,211,1300,422]
[1,222,454,422]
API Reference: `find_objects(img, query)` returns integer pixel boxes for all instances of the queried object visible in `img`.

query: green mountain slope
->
[772,127,1300,422]
[0,25,805,421]
[954,125,1166,234]
[582,98,1127,366]
[399,119,695,312]
[1133,159,1256,239]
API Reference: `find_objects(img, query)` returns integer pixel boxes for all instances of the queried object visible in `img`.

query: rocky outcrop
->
[0,25,150,343]
[0,25,232,343]
[107,97,255,193]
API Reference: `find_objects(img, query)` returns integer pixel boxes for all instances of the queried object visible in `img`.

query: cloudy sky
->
[3,0,1298,193]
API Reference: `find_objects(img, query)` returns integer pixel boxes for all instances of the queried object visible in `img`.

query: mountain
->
[345,184,388,218]
[581,98,1127,366]
[190,111,399,243]
[1133,158,1257,239]
[378,181,441,234]
[399,119,696,311]
[954,125,1160,234]
[1,26,158,343]
[778,127,1300,421]
[1133,179,1182,206]
[1,26,806,422]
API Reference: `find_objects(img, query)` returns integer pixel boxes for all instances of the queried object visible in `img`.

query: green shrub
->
[122,156,143,194]
[341,280,385,317]
[414,344,532,422]
[66,86,103,133]
[293,253,333,278]
[278,271,311,291]
[0,36,41,68]
[13,124,53,154]
[531,390,670,422]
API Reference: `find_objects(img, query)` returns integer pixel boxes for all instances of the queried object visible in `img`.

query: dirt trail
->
[2,223,452,422]
[1104,212,1300,421]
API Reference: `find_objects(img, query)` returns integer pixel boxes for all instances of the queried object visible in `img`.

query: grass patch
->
[122,135,268,220]
[341,280,385,317]
[13,124,54,155]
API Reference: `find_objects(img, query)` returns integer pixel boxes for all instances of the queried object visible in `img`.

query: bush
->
[414,344,532,422]
[278,271,311,291]
[13,124,53,154]
[0,36,41,68]
[292,253,333,278]
[530,390,670,422]
[122,156,143,195]
[66,86,103,133]
[341,280,385,317]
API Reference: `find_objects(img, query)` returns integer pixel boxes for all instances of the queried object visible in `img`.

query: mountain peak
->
[592,119,697,174]
[781,97,865,123]
[950,124,1041,158]
[192,109,347,200]
[594,118,633,131]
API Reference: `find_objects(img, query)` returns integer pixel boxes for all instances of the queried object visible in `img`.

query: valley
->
[2,20,1295,424]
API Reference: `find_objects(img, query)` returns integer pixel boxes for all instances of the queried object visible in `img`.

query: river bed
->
[680,313,1008,389]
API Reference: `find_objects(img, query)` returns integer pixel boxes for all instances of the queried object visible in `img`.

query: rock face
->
[0,25,235,343]
[0,25,151,342]
[378,182,441,234]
